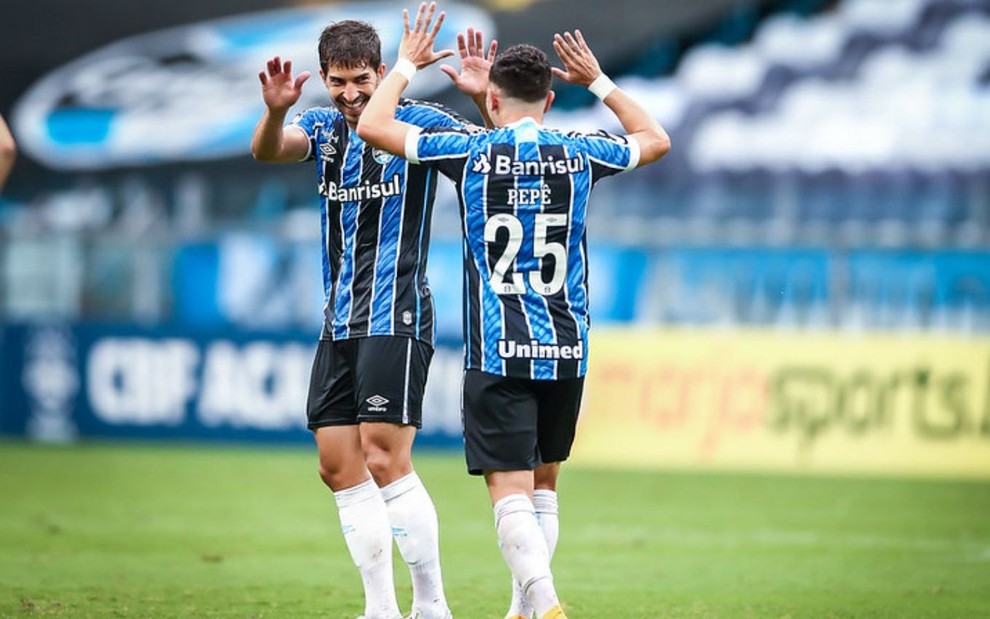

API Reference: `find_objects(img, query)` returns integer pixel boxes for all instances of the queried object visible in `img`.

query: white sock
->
[381,472,450,618]
[534,490,559,557]
[333,478,402,619]
[508,490,559,618]
[494,494,560,618]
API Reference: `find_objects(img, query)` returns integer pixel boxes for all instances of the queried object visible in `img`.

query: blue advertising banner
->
[0,323,464,448]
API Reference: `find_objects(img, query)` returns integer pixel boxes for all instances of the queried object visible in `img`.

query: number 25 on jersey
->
[484,213,568,297]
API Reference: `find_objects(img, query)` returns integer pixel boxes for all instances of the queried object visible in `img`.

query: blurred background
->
[1,0,988,477]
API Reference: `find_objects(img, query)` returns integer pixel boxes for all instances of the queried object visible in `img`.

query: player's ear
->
[377,63,387,79]
[487,87,499,113]
[543,90,555,114]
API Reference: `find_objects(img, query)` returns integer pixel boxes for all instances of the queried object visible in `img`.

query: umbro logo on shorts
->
[366,395,389,412]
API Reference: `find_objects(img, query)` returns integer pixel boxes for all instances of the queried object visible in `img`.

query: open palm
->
[441,27,498,98]
[258,56,311,112]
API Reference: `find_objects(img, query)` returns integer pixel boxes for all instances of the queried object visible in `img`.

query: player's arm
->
[251,56,312,163]
[552,30,671,167]
[357,2,455,156]
[0,114,16,191]
[440,27,498,129]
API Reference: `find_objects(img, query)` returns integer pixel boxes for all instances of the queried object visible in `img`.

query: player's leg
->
[356,336,451,619]
[486,471,566,619]
[507,462,560,619]
[309,338,402,619]
[462,371,567,619]
[533,463,561,562]
[533,378,585,619]
[362,421,450,619]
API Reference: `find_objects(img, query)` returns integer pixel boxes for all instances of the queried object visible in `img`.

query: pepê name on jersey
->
[498,339,584,360]
[321,175,402,202]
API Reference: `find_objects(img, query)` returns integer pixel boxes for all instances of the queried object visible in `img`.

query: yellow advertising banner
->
[573,329,990,478]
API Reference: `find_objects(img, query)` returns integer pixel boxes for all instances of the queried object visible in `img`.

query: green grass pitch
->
[1,441,988,618]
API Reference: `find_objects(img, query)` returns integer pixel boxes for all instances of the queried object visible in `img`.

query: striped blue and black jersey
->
[406,117,640,379]
[291,99,466,345]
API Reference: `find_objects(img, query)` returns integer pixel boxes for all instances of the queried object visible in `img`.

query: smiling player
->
[250,15,493,619]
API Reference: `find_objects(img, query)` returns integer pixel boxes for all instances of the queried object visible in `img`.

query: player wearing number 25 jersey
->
[358,19,670,617]
[406,119,637,380]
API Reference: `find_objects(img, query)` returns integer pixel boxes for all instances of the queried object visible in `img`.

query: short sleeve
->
[412,126,476,179]
[398,100,469,131]
[289,109,318,162]
[405,127,423,164]
[572,129,641,182]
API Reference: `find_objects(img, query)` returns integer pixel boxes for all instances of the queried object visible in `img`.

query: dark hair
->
[318,20,381,73]
[489,44,552,103]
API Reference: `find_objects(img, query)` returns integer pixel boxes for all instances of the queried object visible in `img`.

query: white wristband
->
[392,58,417,82]
[588,74,617,100]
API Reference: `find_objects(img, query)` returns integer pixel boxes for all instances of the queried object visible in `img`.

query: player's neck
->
[496,107,545,128]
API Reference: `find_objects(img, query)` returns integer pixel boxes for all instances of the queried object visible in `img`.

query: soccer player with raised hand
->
[251,7,491,619]
[358,4,670,618]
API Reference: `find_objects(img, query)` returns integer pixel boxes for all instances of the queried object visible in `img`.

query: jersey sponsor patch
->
[322,175,402,202]
[492,153,586,176]
[498,339,584,360]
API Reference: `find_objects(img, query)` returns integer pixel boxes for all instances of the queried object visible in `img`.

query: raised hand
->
[551,30,601,87]
[258,56,311,113]
[399,2,455,70]
[440,27,498,98]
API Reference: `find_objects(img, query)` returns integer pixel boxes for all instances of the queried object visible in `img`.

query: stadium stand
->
[549,0,990,247]
[542,0,990,331]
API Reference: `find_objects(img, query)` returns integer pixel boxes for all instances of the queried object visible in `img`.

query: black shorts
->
[306,336,433,430]
[461,370,585,476]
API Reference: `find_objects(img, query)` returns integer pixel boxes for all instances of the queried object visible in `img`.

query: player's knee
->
[317,461,339,489]
[317,458,363,491]
[363,449,393,484]
[363,444,409,486]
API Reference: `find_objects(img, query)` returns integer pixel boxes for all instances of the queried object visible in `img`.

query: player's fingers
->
[553,35,575,62]
[258,71,267,85]
[474,29,483,56]
[284,60,293,76]
[465,27,476,55]
[294,71,311,89]
[439,64,458,82]
[487,39,498,62]
[457,32,468,58]
[575,29,590,51]
[403,9,410,34]
[414,2,426,32]
[423,2,436,32]
[430,10,445,40]
[434,49,456,62]
[550,67,569,81]
[273,56,283,74]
